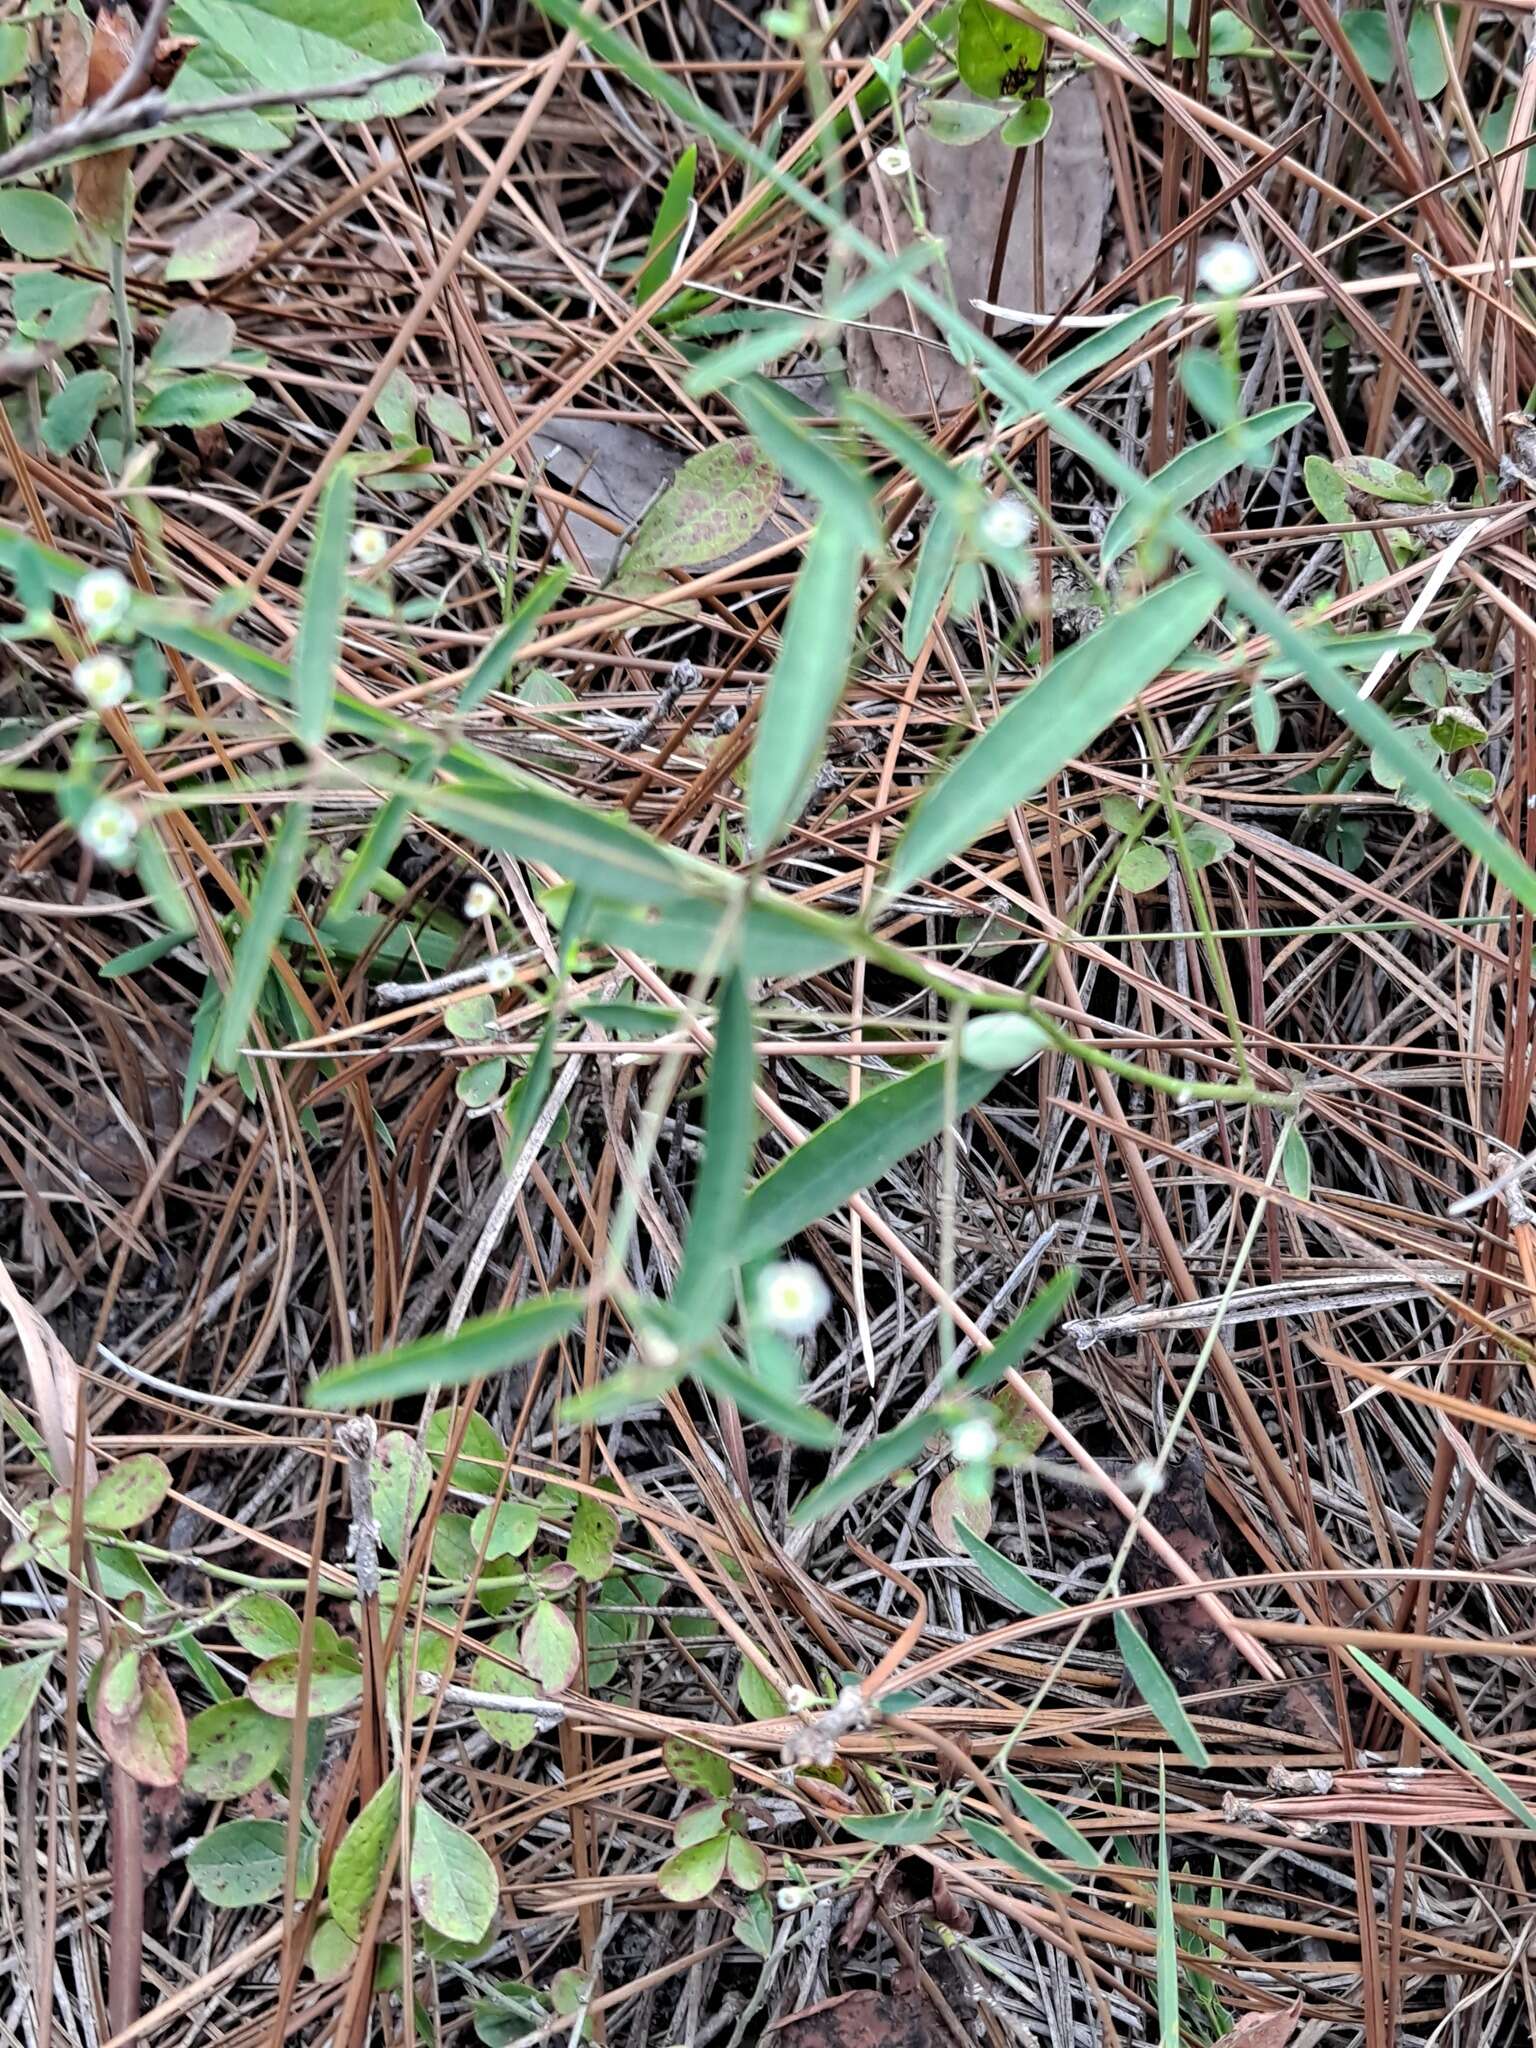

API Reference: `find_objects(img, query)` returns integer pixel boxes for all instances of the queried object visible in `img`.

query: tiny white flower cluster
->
[80,798,138,865]
[1197,240,1258,299]
[755,1259,830,1337]
[350,524,389,567]
[981,495,1034,551]
[949,1415,997,1465]
[72,652,132,711]
[463,881,497,920]
[76,569,131,637]
[877,144,910,178]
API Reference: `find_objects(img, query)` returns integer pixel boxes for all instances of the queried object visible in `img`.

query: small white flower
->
[463,881,497,920]
[784,1684,819,1713]
[1128,1459,1164,1497]
[877,144,910,178]
[638,1327,680,1371]
[1197,240,1258,298]
[949,1416,997,1465]
[71,652,132,711]
[350,524,389,567]
[981,495,1035,550]
[483,955,517,990]
[80,798,138,865]
[75,569,131,636]
[776,1885,811,1912]
[756,1260,831,1337]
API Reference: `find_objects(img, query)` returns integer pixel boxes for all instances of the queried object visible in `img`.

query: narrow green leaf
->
[213,803,310,1074]
[1156,1760,1179,2045]
[1249,680,1280,752]
[692,1346,838,1449]
[637,144,697,305]
[958,1267,1077,1395]
[1023,297,1182,407]
[748,517,862,851]
[843,1801,949,1845]
[1347,1646,1536,1833]
[685,243,935,395]
[424,782,698,908]
[792,1412,933,1525]
[1002,1771,1100,1867]
[544,882,862,978]
[0,1655,51,1750]
[305,1294,583,1409]
[293,464,355,749]
[1115,1610,1211,1768]
[888,576,1223,896]
[903,498,963,660]
[960,1813,1070,1889]
[1101,403,1313,567]
[954,1521,1064,1613]
[728,378,880,551]
[457,567,571,712]
[673,971,755,1333]
[739,1053,999,1263]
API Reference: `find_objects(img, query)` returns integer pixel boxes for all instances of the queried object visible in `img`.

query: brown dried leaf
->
[98,1650,187,1788]
[66,4,138,237]
[0,1257,98,1489]
[771,1989,939,2047]
[1212,1999,1304,2048]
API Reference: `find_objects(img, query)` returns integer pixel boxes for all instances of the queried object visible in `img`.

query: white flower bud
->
[72,653,132,711]
[76,569,131,636]
[463,881,497,920]
[755,1260,831,1337]
[638,1328,680,1371]
[1197,240,1258,298]
[776,1885,810,1911]
[981,495,1034,550]
[949,1416,997,1465]
[877,145,910,178]
[350,524,389,567]
[483,955,517,990]
[80,798,138,865]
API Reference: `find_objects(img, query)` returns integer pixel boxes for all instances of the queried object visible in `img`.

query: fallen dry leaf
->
[1212,1997,1305,2048]
[769,1988,939,2047]
[0,1257,98,1489]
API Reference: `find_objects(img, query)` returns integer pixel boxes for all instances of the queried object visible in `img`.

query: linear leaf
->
[637,145,696,304]
[213,803,310,1074]
[1156,1762,1179,2046]
[888,576,1222,897]
[692,1346,838,1449]
[293,462,354,748]
[424,782,699,907]
[305,1293,584,1409]
[1028,297,1181,404]
[673,971,755,1334]
[1002,1771,1100,1867]
[748,516,863,851]
[960,1813,1071,1890]
[954,1521,1064,1614]
[958,1267,1078,1394]
[1101,403,1313,567]
[842,1800,950,1845]
[1347,1646,1536,1832]
[791,1412,933,1524]
[457,567,571,712]
[1115,1609,1211,1768]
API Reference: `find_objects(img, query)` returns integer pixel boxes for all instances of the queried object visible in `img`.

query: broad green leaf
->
[425,390,474,445]
[1120,841,1171,894]
[83,1454,172,1530]
[410,1799,499,1942]
[738,1053,1000,1262]
[926,98,1009,144]
[375,367,418,442]
[1347,1646,1536,1832]
[521,1600,579,1693]
[737,1659,787,1721]
[663,1737,732,1797]
[308,1917,359,1980]
[42,371,116,458]
[957,0,1044,95]
[229,1592,301,1657]
[96,1647,187,1788]
[471,1499,539,1560]
[306,1293,583,1408]
[1249,680,1280,751]
[748,515,862,851]
[0,22,26,83]
[424,1409,506,1497]
[166,0,445,146]
[954,1520,1063,1612]
[726,1833,767,1889]
[472,1629,540,1749]
[213,802,311,1073]
[248,1638,364,1718]
[150,305,237,373]
[139,375,254,429]
[566,1495,620,1583]
[615,439,779,592]
[184,1697,289,1798]
[1003,1772,1100,1867]
[960,1813,1070,1888]
[1180,349,1240,431]
[1101,404,1313,566]
[372,1430,429,1559]
[959,1013,1050,1070]
[656,1831,729,1901]
[0,1655,51,1750]
[293,462,355,748]
[637,144,697,304]
[673,971,755,1334]
[13,272,105,350]
[188,1819,317,1906]
[843,1801,950,1844]
[164,209,260,279]
[1002,96,1052,145]
[792,1412,933,1525]
[1282,1124,1312,1201]
[888,575,1223,895]
[1115,1610,1211,1767]
[0,190,77,260]
[735,1886,773,1954]
[329,1770,403,1938]
[692,1347,839,1448]
[1340,7,1447,97]
[457,1058,508,1108]
[1334,453,1437,504]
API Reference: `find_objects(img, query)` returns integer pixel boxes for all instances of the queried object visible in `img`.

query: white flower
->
[80,799,138,865]
[877,144,910,178]
[981,495,1035,550]
[483,955,518,990]
[638,1327,680,1371]
[350,524,389,567]
[463,881,497,920]
[776,1885,811,1912]
[1197,240,1258,298]
[949,1416,997,1465]
[756,1260,831,1337]
[1128,1459,1164,1497]
[784,1684,819,1712]
[71,653,132,711]
[76,569,131,636]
